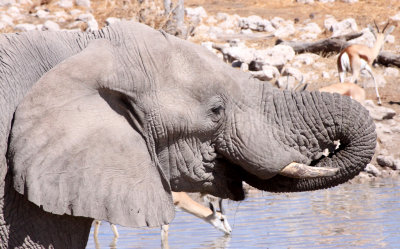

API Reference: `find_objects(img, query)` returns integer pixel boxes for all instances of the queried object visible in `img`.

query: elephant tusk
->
[279,162,339,178]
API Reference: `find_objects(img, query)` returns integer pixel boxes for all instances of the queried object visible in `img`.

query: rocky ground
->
[1,0,399,182]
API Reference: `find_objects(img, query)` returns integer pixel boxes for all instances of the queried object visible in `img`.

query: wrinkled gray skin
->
[0,22,376,248]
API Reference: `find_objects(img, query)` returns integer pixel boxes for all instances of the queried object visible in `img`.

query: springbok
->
[319,82,366,104]
[337,21,394,105]
[93,192,231,245]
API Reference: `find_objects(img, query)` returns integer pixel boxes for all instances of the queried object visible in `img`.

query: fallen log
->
[275,32,363,56]
[277,32,400,68]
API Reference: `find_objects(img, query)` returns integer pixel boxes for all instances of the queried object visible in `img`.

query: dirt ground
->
[185,0,400,113]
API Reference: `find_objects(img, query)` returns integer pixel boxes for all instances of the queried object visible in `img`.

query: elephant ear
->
[8,39,174,228]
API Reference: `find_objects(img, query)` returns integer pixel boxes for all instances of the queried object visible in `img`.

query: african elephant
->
[0,21,376,248]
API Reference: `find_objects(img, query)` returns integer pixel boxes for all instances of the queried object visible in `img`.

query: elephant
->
[0,21,376,248]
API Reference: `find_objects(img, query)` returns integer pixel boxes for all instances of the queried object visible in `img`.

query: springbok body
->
[319,82,366,104]
[337,21,394,105]
[93,192,231,246]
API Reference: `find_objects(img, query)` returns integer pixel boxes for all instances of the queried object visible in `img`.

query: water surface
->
[87,178,400,248]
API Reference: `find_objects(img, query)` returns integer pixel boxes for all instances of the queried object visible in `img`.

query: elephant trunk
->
[228,88,376,192]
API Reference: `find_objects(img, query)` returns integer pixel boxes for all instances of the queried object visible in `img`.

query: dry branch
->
[276,32,400,68]
[275,32,363,56]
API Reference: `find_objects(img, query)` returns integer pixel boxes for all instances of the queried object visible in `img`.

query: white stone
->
[7,6,20,18]
[43,20,60,31]
[324,16,337,30]
[76,13,95,22]
[274,23,296,38]
[205,16,217,25]
[58,0,73,8]
[34,9,50,19]
[282,67,303,81]
[322,71,330,79]
[0,0,15,6]
[185,6,207,24]
[1,14,14,27]
[75,0,90,8]
[342,0,358,2]
[348,27,375,47]
[262,65,280,79]
[384,67,399,77]
[297,0,314,3]
[15,23,37,31]
[87,19,98,31]
[299,22,322,34]
[390,12,400,21]
[330,18,358,37]
[276,75,297,89]
[270,16,285,28]
[255,45,295,68]
[201,41,214,52]
[386,34,395,44]
[216,12,229,21]
[222,46,256,64]
[105,17,121,26]
[69,9,82,16]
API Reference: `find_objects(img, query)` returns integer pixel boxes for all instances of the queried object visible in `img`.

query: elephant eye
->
[210,104,225,122]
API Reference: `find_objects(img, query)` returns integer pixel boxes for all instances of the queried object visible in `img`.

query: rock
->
[34,9,50,19]
[270,17,285,29]
[386,34,395,44]
[200,41,214,52]
[262,65,280,79]
[276,75,297,90]
[76,13,98,31]
[299,22,322,34]
[390,12,400,22]
[324,16,337,31]
[321,71,330,79]
[274,23,296,38]
[216,12,229,21]
[185,6,208,24]
[57,0,73,8]
[319,0,335,2]
[293,53,320,67]
[330,18,358,37]
[218,14,240,30]
[221,45,256,64]
[376,155,400,170]
[254,45,295,69]
[42,20,60,31]
[0,0,15,6]
[239,15,275,32]
[75,0,90,8]
[240,62,249,72]
[296,0,314,3]
[363,100,396,120]
[348,27,375,47]
[1,14,14,27]
[7,6,21,19]
[15,23,37,31]
[342,0,358,2]
[384,67,399,77]
[282,67,303,81]
[105,17,121,26]
[364,164,381,176]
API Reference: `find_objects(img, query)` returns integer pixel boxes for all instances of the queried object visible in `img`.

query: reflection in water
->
[87,178,400,249]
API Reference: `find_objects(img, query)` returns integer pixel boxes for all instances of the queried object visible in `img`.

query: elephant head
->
[2,21,375,246]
